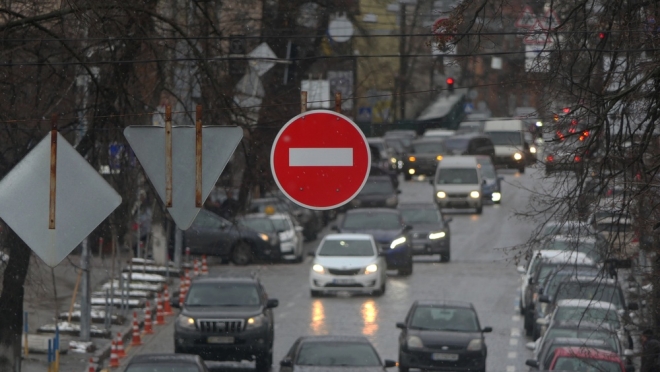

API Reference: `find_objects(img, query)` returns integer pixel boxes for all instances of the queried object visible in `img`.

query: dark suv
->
[174,276,279,371]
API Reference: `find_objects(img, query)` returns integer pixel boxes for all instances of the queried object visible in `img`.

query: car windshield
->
[409,306,480,332]
[555,283,623,308]
[185,283,260,307]
[444,138,469,153]
[479,163,496,178]
[413,142,444,153]
[342,213,402,230]
[554,307,620,328]
[369,141,385,151]
[399,208,442,225]
[296,342,381,366]
[486,131,522,146]
[360,179,394,195]
[385,139,405,153]
[318,239,375,257]
[542,240,603,262]
[545,329,619,352]
[239,217,276,233]
[436,168,478,184]
[125,365,199,372]
[544,269,600,299]
[553,357,621,372]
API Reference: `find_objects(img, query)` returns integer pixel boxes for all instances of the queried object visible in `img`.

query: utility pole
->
[398,3,407,120]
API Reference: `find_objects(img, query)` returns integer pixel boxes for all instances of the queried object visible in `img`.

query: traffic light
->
[446,77,455,94]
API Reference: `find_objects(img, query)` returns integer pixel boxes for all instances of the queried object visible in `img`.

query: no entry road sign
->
[271,110,371,210]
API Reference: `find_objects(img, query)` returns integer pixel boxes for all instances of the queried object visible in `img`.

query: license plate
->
[333,278,355,284]
[432,353,459,361]
[207,336,234,344]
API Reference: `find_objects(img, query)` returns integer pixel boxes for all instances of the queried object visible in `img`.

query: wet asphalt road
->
[129,167,544,372]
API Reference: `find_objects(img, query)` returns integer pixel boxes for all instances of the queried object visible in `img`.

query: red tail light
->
[569,128,576,134]
[583,131,589,137]
[579,135,585,141]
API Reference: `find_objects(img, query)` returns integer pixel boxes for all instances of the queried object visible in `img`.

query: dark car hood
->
[294,366,384,372]
[410,223,442,235]
[409,329,481,348]
[339,228,402,243]
[182,305,263,318]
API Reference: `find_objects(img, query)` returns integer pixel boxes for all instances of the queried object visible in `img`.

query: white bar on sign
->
[289,148,353,166]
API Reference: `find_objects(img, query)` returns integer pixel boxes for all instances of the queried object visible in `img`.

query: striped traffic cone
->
[131,312,142,346]
[201,255,209,275]
[163,284,173,316]
[179,281,187,308]
[87,357,96,372]
[109,341,119,368]
[155,293,165,325]
[185,269,191,287]
[116,332,126,358]
[143,301,154,334]
[193,259,199,277]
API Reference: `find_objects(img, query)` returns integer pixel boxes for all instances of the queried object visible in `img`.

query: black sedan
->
[179,209,280,265]
[398,203,452,262]
[125,354,209,372]
[279,335,396,372]
[403,139,446,180]
[347,175,400,209]
[333,208,413,275]
[397,300,491,372]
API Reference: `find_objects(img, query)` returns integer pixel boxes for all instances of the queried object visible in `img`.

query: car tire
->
[310,290,322,297]
[519,166,526,174]
[174,344,184,354]
[399,365,409,372]
[404,172,412,181]
[398,261,413,276]
[519,297,525,315]
[440,251,450,262]
[524,311,534,336]
[373,282,386,296]
[231,241,253,266]
[256,352,272,372]
[532,323,541,340]
[476,205,483,214]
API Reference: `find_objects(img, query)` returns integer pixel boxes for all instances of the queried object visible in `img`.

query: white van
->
[433,156,484,214]
[483,119,527,173]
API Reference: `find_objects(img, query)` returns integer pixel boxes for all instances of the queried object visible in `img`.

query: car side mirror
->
[525,359,539,369]
[517,265,526,274]
[280,358,293,367]
[628,302,639,311]
[267,299,279,309]
[482,179,487,185]
[384,360,397,368]
[404,225,413,232]
[396,322,407,329]
[331,225,339,232]
[482,326,492,333]
[539,295,550,303]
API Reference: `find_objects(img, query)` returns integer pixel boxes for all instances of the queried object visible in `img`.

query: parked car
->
[539,276,637,315]
[348,175,400,209]
[403,138,446,180]
[174,275,279,371]
[238,213,304,263]
[179,209,280,265]
[309,233,387,297]
[250,197,322,241]
[125,354,210,372]
[333,208,414,275]
[279,335,396,372]
[368,137,400,172]
[526,337,617,371]
[546,346,627,371]
[397,300,491,372]
[398,203,452,262]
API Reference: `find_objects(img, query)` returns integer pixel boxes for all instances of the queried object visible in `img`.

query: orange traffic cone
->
[143,301,154,334]
[185,269,191,287]
[155,293,165,325]
[193,259,199,277]
[109,340,120,369]
[87,357,96,372]
[116,332,126,358]
[163,284,173,316]
[201,255,209,275]
[179,282,187,308]
[131,312,142,346]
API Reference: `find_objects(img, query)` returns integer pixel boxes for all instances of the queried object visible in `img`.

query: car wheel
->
[404,172,412,181]
[532,323,541,341]
[519,166,526,174]
[440,251,450,262]
[231,241,253,266]
[476,205,483,214]
[399,365,409,372]
[373,282,386,296]
[174,344,184,354]
[398,261,413,276]
[524,311,534,336]
[255,352,272,372]
[310,290,322,297]
[519,297,525,315]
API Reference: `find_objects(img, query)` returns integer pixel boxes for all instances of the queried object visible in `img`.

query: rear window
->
[296,342,381,366]
[318,239,375,257]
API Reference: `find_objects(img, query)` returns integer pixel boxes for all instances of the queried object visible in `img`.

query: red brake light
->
[569,128,576,133]
[583,131,589,137]
[579,135,585,141]
[563,107,571,114]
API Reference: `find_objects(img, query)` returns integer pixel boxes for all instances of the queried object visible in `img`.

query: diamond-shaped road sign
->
[0,133,122,267]
[124,126,243,229]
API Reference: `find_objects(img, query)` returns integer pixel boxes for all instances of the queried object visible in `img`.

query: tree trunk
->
[0,230,31,372]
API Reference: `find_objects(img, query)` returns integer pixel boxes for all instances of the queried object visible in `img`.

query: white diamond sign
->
[0,133,122,267]
[124,126,243,229]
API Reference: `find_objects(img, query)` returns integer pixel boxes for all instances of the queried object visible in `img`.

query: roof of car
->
[437,155,479,166]
[552,346,621,362]
[323,233,372,241]
[550,320,615,331]
[190,275,258,284]
[127,354,200,365]
[562,276,620,286]
[549,338,609,347]
[412,138,446,144]
[548,235,597,243]
[414,300,474,309]
[346,208,401,215]
[538,251,593,264]
[556,299,618,310]
[299,335,372,344]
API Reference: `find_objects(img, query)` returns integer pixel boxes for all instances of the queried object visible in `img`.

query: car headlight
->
[470,191,480,199]
[436,191,447,199]
[492,192,501,202]
[177,315,196,330]
[429,231,446,240]
[390,157,397,163]
[245,314,266,329]
[259,233,269,242]
[530,146,537,154]
[408,169,416,175]
[436,155,443,161]
[364,264,378,274]
[467,339,483,351]
[312,264,325,274]
[513,152,523,160]
[386,196,398,206]
[390,237,407,249]
[407,336,424,349]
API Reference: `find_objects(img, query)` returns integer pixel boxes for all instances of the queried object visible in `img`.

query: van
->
[483,119,528,173]
[443,133,495,158]
[432,156,484,214]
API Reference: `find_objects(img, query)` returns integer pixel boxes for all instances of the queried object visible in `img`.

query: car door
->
[186,210,234,255]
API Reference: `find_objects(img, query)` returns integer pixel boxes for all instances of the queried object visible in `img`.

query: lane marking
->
[509,338,518,346]
[289,148,353,166]
[508,352,518,359]
[511,328,521,337]
[507,366,516,372]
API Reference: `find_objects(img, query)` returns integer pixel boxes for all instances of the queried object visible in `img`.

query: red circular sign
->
[271,110,371,210]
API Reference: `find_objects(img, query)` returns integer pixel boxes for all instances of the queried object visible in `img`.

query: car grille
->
[327,268,361,275]
[379,243,391,251]
[197,319,244,333]
[413,232,428,239]
[448,193,469,198]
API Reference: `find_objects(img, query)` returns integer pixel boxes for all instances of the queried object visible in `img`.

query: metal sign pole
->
[79,238,91,341]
